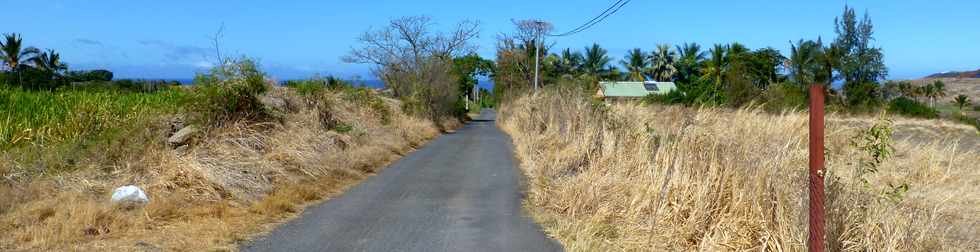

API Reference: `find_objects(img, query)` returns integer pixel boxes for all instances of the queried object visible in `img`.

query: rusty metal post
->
[808,84,826,252]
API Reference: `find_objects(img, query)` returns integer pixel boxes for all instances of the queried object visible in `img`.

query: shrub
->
[642,90,686,105]
[1,67,66,90]
[761,83,807,111]
[185,58,270,126]
[284,76,351,96]
[887,97,938,119]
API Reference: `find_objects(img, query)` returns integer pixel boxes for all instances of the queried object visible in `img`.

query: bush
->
[761,83,808,111]
[186,58,270,126]
[642,90,686,105]
[1,67,66,90]
[887,97,938,119]
[843,82,883,110]
[283,76,351,96]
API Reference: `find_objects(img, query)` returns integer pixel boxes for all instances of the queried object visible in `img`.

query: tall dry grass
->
[0,87,440,251]
[499,88,980,251]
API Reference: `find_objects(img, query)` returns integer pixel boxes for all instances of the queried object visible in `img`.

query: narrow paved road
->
[243,110,562,252]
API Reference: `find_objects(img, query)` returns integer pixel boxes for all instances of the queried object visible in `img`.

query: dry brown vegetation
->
[499,88,980,251]
[0,87,440,251]
[914,77,980,103]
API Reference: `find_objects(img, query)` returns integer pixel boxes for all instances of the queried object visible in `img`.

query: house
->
[595,81,677,100]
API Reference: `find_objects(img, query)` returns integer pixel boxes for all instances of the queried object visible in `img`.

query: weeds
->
[500,87,980,251]
[185,58,270,126]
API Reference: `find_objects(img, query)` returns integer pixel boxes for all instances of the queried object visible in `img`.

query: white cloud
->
[193,60,215,69]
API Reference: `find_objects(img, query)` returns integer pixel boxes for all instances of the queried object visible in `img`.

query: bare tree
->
[344,16,480,122]
[493,20,553,95]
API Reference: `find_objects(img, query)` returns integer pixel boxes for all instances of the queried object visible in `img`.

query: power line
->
[548,0,632,37]
[548,0,623,36]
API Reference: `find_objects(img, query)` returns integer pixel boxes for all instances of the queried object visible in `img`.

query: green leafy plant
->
[186,57,270,126]
[851,114,911,202]
[852,114,895,179]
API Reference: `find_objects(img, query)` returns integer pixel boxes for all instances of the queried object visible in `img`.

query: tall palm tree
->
[674,42,705,85]
[554,48,584,77]
[582,43,610,77]
[648,44,677,82]
[953,95,970,111]
[918,85,935,105]
[32,49,68,74]
[814,37,840,84]
[728,42,750,57]
[620,48,647,81]
[0,33,40,70]
[932,80,947,106]
[676,43,706,62]
[788,39,820,86]
[897,81,914,98]
[702,44,728,87]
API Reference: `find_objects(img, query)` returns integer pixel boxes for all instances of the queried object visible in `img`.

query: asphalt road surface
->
[243,110,562,252]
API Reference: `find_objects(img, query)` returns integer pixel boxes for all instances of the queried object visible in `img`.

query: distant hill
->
[926,69,980,78]
[910,77,980,105]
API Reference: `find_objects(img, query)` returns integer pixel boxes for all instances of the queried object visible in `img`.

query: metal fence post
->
[808,84,826,252]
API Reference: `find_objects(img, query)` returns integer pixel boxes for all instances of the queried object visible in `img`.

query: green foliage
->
[851,114,895,181]
[583,43,611,78]
[952,94,971,110]
[843,82,883,110]
[0,86,184,150]
[642,89,685,105]
[66,69,113,82]
[1,66,67,90]
[887,97,938,118]
[283,76,351,96]
[452,54,494,117]
[762,82,808,111]
[835,6,889,100]
[185,57,270,126]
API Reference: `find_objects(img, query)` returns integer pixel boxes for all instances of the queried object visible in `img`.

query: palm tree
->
[32,49,68,74]
[0,33,40,71]
[648,44,677,82]
[897,81,914,98]
[918,85,935,105]
[953,95,971,111]
[932,80,947,106]
[814,37,840,84]
[788,39,820,86]
[620,48,647,81]
[702,44,728,87]
[582,43,610,77]
[674,42,705,85]
[554,48,584,77]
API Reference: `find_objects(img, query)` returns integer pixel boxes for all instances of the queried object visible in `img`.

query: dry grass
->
[913,77,980,103]
[499,88,980,251]
[0,87,440,251]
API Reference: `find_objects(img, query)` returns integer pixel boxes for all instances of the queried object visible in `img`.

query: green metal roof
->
[599,81,677,97]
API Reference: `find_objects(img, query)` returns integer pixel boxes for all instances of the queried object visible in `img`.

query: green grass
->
[0,86,186,150]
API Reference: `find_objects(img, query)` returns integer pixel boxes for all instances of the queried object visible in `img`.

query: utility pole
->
[532,21,544,93]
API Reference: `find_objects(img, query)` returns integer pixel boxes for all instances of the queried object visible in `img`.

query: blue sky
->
[7,0,979,80]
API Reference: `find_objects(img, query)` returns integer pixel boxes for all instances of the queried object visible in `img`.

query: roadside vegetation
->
[0,28,486,250]
[500,83,979,251]
[494,4,980,251]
